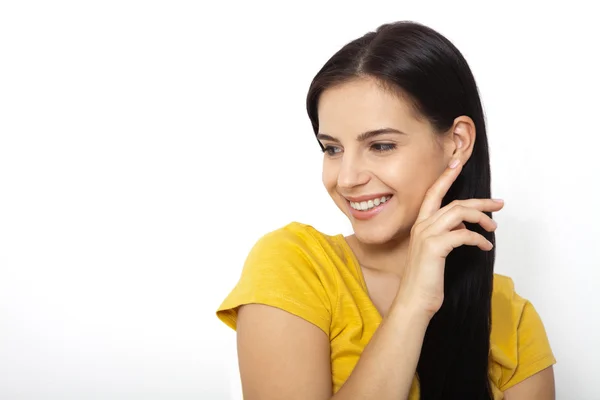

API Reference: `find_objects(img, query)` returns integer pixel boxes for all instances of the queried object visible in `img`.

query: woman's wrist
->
[389,293,434,328]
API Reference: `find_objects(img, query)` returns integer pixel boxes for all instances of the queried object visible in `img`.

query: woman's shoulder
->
[249,221,345,262]
[256,220,328,244]
[216,221,342,334]
[491,274,523,314]
[489,274,556,392]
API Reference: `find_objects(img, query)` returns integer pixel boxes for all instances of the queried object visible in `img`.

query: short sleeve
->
[216,223,333,335]
[503,301,556,389]
[490,275,556,392]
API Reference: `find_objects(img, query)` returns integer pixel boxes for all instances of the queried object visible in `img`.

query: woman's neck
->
[345,233,411,278]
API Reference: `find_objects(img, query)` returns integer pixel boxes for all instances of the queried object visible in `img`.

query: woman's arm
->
[330,300,430,399]
[236,299,430,400]
[236,304,333,400]
[503,366,555,400]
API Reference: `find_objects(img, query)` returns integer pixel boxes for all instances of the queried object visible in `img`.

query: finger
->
[429,205,498,234]
[440,198,505,214]
[428,198,505,228]
[416,159,463,223]
[436,230,494,255]
[451,222,467,232]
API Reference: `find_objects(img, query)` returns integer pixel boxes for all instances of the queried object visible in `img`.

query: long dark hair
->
[306,21,495,399]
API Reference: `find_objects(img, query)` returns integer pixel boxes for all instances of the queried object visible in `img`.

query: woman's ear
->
[448,116,476,163]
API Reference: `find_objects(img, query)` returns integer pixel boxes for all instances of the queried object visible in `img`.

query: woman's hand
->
[395,159,505,318]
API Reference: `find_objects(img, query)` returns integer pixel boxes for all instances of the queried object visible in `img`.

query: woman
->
[216,21,556,399]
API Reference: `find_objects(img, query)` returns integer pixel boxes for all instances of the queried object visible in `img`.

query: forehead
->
[317,77,426,138]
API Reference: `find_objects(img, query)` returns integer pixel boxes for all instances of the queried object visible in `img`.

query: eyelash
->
[322,143,397,155]
[371,143,396,152]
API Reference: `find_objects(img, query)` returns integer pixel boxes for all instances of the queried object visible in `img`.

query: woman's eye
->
[371,143,396,152]
[323,145,342,156]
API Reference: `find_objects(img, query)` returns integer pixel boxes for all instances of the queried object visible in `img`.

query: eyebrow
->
[316,127,407,143]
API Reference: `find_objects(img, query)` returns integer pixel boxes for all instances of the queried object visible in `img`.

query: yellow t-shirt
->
[216,222,556,399]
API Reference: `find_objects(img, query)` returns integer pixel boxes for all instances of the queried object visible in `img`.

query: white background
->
[1,1,598,399]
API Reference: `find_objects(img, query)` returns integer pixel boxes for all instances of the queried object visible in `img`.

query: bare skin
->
[236,78,555,399]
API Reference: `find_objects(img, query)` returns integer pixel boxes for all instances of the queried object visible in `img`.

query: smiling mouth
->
[349,195,393,211]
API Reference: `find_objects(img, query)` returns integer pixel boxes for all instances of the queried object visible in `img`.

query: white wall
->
[1,1,597,399]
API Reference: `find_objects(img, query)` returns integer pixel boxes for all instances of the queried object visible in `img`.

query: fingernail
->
[492,198,504,203]
[487,240,494,249]
[448,159,460,169]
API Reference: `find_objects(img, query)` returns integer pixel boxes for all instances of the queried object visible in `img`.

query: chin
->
[350,218,408,245]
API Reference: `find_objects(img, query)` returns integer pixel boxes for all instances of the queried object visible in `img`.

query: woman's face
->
[317,77,456,245]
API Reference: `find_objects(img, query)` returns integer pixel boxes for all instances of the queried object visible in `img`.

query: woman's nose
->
[337,156,370,189]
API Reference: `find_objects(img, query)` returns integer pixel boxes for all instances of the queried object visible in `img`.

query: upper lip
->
[343,193,393,202]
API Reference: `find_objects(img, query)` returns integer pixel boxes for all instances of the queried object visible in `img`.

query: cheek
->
[322,163,337,191]
[378,156,420,190]
[381,152,442,200]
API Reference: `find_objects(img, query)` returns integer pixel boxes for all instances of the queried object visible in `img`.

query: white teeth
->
[350,195,391,211]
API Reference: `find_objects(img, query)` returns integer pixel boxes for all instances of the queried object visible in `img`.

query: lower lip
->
[347,196,392,221]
